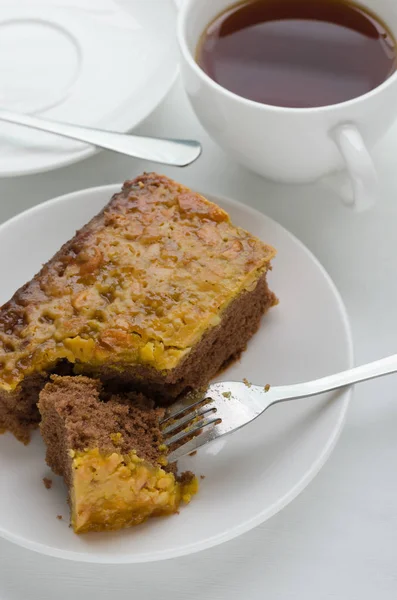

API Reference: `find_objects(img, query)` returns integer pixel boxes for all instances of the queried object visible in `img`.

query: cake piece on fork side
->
[38,375,197,534]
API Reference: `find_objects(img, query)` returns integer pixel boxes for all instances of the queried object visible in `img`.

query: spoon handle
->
[0,108,201,166]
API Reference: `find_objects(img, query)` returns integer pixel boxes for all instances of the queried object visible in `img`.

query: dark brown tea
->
[196,0,397,108]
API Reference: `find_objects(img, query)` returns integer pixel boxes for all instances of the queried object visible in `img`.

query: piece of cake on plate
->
[38,375,197,533]
[0,172,277,443]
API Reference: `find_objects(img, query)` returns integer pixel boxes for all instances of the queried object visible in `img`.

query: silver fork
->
[162,354,397,462]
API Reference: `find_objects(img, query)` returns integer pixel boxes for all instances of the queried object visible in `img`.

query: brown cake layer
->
[0,374,45,443]
[38,375,166,487]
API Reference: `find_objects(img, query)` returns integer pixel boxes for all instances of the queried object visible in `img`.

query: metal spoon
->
[0,108,201,166]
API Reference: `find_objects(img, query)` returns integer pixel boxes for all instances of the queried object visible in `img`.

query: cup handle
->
[325,124,378,211]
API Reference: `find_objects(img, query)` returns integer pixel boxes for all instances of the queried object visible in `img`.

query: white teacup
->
[177,0,397,210]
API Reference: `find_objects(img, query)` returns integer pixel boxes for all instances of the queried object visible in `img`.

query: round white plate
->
[0,0,179,177]
[0,185,353,563]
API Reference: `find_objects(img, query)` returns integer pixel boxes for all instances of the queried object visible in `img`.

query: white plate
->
[0,184,353,563]
[0,0,178,177]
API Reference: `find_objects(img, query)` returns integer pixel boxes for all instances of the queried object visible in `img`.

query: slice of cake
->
[0,172,277,443]
[38,375,197,533]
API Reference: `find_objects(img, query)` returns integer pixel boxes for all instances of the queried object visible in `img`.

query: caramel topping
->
[0,173,275,390]
[71,448,198,533]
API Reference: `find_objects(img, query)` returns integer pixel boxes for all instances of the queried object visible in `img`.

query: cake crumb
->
[110,432,123,446]
[56,515,63,520]
[43,477,52,489]
[222,391,232,399]
[264,384,270,392]
[200,475,205,480]
[243,378,252,388]
[189,451,197,457]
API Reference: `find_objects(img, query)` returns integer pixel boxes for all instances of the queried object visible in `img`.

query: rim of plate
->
[0,184,354,562]
[0,0,179,178]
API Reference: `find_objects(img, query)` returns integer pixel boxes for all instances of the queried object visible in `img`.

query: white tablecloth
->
[0,78,396,600]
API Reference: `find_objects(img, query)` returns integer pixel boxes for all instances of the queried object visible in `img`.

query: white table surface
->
[0,77,397,600]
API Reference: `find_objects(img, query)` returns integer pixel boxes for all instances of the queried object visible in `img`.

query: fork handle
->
[270,354,397,403]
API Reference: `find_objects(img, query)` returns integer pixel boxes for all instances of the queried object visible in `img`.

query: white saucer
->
[0,185,353,563]
[0,0,179,177]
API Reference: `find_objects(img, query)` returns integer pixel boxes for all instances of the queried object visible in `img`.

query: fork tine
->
[164,415,221,448]
[167,427,217,463]
[160,395,212,425]
[164,380,272,461]
[161,406,217,436]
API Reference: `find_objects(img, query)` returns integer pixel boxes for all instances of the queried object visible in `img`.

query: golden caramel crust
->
[70,449,198,533]
[0,173,275,391]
